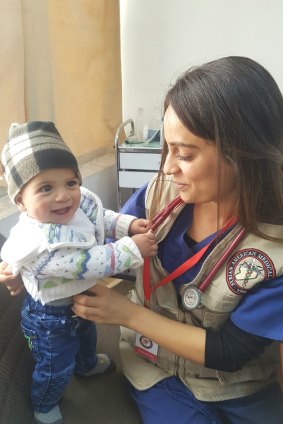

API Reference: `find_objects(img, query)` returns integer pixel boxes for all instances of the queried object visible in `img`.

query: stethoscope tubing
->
[150,195,183,231]
[197,226,246,293]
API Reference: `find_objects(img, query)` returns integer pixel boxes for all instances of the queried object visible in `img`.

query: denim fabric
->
[130,376,283,424]
[21,294,98,413]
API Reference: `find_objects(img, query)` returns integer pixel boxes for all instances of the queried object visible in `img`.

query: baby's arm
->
[33,234,156,282]
[103,209,151,240]
[80,188,151,239]
[103,211,155,257]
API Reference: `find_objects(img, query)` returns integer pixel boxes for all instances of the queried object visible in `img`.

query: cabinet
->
[114,119,162,209]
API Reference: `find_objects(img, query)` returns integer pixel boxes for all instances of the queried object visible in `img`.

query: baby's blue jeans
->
[21,294,98,413]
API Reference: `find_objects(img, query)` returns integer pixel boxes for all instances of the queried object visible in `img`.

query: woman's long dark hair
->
[156,56,283,240]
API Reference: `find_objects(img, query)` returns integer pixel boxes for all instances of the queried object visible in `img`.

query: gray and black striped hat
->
[1,121,81,203]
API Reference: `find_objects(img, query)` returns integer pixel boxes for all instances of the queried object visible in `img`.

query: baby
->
[0,121,157,424]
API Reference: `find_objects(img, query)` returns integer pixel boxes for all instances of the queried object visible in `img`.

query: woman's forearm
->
[72,284,206,364]
[128,303,206,365]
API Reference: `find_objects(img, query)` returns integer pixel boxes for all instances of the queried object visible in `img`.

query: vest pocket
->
[200,308,230,329]
[216,362,275,385]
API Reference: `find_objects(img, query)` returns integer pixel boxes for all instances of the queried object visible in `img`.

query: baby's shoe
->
[34,405,63,424]
[81,353,116,376]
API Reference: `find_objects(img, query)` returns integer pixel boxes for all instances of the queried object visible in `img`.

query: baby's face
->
[15,168,81,224]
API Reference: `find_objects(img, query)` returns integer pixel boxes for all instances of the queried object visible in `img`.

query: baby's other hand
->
[0,261,12,276]
[0,262,24,296]
[129,218,151,235]
[132,230,157,258]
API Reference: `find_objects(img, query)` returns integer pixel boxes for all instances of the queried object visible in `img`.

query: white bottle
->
[135,107,144,141]
[143,125,149,141]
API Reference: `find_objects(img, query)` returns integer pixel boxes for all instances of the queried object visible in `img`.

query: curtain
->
[0,0,122,159]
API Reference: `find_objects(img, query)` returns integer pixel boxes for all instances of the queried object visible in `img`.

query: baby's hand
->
[0,261,24,296]
[0,261,12,276]
[132,231,157,258]
[129,218,151,235]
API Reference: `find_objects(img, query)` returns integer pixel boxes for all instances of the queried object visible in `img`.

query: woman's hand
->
[72,283,206,365]
[0,262,24,296]
[72,284,137,326]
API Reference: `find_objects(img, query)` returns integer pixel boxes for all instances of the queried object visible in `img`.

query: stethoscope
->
[180,226,246,310]
[143,196,246,311]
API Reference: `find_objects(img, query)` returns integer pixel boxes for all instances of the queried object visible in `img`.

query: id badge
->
[134,332,158,362]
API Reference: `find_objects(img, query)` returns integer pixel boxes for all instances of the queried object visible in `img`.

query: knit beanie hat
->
[1,121,82,203]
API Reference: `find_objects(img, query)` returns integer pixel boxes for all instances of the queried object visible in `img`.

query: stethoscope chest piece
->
[181,286,201,310]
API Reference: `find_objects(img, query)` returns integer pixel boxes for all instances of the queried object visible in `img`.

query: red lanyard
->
[143,240,212,302]
[143,198,240,304]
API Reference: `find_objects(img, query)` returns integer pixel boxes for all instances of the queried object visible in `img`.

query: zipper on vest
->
[216,370,225,385]
[173,306,187,376]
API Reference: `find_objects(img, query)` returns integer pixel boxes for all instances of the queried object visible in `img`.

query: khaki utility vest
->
[120,177,282,401]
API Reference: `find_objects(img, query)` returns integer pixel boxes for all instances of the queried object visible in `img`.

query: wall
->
[0,1,122,159]
[120,0,283,126]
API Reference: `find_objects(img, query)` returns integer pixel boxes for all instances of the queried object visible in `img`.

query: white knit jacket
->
[1,187,142,304]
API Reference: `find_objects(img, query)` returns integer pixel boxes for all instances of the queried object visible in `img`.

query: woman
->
[72,56,283,423]
[5,56,283,423]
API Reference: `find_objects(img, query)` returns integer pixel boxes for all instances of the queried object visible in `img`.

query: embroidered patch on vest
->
[226,249,275,295]
[139,335,153,350]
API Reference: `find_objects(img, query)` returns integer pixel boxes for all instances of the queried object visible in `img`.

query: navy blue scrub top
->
[121,184,283,342]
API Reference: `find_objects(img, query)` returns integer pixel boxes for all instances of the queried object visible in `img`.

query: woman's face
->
[163,105,237,208]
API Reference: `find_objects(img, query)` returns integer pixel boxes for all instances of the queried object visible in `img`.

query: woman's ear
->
[15,194,26,212]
